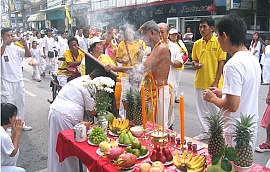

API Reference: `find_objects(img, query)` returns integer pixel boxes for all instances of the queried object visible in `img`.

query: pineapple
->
[125,88,134,122]
[133,90,142,125]
[233,114,255,167]
[205,111,226,156]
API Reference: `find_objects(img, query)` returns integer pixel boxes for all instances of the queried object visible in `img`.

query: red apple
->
[151,161,165,172]
[139,162,151,172]
[149,167,162,172]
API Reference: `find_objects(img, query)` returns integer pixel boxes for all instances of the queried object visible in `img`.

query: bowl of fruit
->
[130,126,143,137]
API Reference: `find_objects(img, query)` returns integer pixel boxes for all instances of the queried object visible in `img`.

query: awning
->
[27,13,45,22]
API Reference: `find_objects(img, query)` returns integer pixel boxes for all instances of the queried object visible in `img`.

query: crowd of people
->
[1,13,270,171]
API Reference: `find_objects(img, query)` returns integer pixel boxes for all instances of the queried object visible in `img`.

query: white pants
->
[57,75,69,87]
[32,64,42,80]
[118,77,140,118]
[1,79,25,121]
[48,109,87,172]
[262,61,270,83]
[175,69,183,100]
[40,58,46,72]
[195,89,219,133]
[157,85,170,129]
[1,149,24,172]
[168,86,176,127]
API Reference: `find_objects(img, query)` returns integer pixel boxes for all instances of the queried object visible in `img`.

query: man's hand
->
[203,89,217,103]
[208,87,222,98]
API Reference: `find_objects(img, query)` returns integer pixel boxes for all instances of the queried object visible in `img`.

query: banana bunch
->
[108,117,130,135]
[173,150,206,172]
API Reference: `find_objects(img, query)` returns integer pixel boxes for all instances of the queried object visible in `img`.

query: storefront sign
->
[226,0,253,10]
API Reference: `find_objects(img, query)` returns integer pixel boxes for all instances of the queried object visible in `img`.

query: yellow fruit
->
[99,141,111,152]
[180,150,188,164]
[110,140,118,147]
[173,153,181,168]
[189,156,205,169]
[189,155,200,164]
[185,152,194,163]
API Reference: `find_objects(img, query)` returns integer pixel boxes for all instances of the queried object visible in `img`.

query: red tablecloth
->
[56,123,270,172]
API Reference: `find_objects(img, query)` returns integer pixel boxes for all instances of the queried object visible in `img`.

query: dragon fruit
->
[114,153,137,168]
[106,147,124,160]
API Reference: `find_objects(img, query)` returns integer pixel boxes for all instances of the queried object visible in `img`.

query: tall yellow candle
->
[180,92,185,143]
[141,86,146,128]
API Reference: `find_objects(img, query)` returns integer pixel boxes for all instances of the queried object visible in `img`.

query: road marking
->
[25,90,36,97]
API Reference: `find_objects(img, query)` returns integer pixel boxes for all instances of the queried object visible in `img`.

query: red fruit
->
[161,153,167,163]
[156,151,163,161]
[162,148,172,161]
[150,150,157,161]
[155,144,160,152]
[106,147,124,160]
[116,153,137,168]
[165,153,173,161]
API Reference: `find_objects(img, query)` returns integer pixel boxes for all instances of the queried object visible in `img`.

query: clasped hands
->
[203,87,222,103]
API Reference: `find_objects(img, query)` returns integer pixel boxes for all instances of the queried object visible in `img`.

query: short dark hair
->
[200,17,215,27]
[265,36,270,40]
[89,69,105,79]
[67,37,78,45]
[1,28,12,36]
[1,103,18,125]
[32,40,37,44]
[216,13,246,46]
[89,42,98,52]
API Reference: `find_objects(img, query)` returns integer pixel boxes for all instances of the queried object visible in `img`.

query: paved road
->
[17,61,269,171]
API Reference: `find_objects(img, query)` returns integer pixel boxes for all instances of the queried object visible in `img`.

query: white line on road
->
[25,90,36,97]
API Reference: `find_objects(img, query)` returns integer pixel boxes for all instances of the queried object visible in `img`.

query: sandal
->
[255,142,270,152]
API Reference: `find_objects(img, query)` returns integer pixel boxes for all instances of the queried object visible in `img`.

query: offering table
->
[56,123,270,172]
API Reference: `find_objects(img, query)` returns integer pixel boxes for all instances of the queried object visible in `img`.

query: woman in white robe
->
[47,74,96,172]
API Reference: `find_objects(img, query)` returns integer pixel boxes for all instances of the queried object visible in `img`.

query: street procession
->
[1,0,270,172]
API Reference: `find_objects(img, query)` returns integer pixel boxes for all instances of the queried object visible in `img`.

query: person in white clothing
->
[35,32,46,75]
[75,28,86,51]
[43,28,56,75]
[249,32,262,62]
[183,27,194,42]
[168,29,189,103]
[158,23,183,129]
[203,14,261,151]
[262,37,270,84]
[57,31,69,57]
[30,41,44,82]
[1,28,32,131]
[47,73,98,172]
[29,29,37,49]
[1,103,25,172]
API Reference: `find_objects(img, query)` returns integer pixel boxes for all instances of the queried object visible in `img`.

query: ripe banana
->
[173,153,181,168]
[112,118,117,128]
[188,155,205,169]
[108,122,113,131]
[188,155,200,164]
[180,150,188,164]
[119,119,129,131]
[185,152,194,163]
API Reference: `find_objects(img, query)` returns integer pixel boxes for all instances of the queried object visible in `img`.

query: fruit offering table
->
[56,123,270,172]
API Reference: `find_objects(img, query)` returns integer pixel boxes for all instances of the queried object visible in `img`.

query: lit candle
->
[180,92,185,143]
[141,85,146,128]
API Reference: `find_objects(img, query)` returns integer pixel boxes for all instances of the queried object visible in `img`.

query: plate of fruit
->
[108,130,119,137]
[108,117,130,136]
[125,140,149,160]
[96,148,105,156]
[116,130,137,146]
[88,126,110,146]
[149,145,173,166]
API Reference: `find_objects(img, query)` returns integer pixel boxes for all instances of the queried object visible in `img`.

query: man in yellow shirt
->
[57,37,85,86]
[192,17,226,140]
[116,26,146,118]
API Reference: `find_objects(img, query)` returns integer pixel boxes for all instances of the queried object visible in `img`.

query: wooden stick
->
[77,46,118,76]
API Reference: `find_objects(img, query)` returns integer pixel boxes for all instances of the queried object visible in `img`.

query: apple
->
[149,167,162,172]
[139,162,151,172]
[151,161,165,172]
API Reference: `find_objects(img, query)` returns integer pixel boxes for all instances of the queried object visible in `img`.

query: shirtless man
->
[105,20,171,128]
